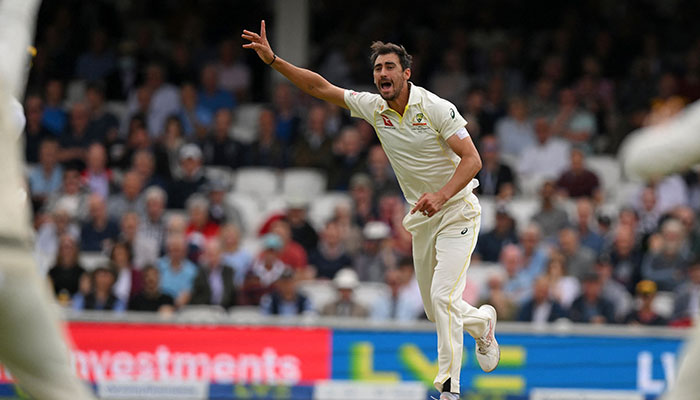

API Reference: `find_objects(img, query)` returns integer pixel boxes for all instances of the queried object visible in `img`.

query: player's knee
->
[430,287,451,309]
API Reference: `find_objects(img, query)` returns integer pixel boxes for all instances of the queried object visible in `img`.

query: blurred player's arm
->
[242,20,347,109]
[412,131,482,217]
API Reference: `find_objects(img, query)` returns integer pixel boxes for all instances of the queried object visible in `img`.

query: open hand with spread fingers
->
[242,20,275,64]
[411,192,449,218]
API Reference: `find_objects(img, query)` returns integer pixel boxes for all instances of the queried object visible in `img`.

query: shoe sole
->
[480,305,500,373]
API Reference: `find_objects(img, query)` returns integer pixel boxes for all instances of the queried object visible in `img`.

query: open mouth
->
[380,81,393,91]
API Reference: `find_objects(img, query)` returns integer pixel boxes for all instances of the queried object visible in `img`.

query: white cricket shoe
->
[431,393,459,400]
[475,304,500,372]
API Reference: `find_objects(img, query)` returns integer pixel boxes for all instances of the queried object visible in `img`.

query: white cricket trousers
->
[663,324,700,400]
[403,193,489,393]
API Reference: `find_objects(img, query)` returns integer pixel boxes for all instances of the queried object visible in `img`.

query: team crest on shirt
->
[412,113,427,126]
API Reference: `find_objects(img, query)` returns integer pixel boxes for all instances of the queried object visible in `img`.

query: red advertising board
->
[0,322,331,385]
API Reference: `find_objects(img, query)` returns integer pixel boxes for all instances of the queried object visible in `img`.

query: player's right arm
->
[242,20,348,109]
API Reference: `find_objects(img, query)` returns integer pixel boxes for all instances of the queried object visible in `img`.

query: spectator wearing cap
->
[250,233,290,288]
[624,280,667,326]
[558,227,596,280]
[190,239,237,309]
[309,219,353,280]
[157,233,199,308]
[321,268,368,317]
[475,207,518,263]
[128,265,175,313]
[371,258,424,321]
[672,259,700,323]
[285,198,319,254]
[517,276,568,324]
[354,221,397,283]
[569,272,616,324]
[555,147,601,199]
[475,135,515,199]
[72,266,125,312]
[260,268,313,316]
[641,218,692,291]
[269,218,308,272]
[168,144,208,209]
[532,180,570,239]
[201,109,244,169]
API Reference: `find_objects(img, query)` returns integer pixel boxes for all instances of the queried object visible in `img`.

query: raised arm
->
[242,20,347,109]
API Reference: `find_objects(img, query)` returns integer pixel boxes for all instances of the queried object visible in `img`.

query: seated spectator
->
[550,88,596,148]
[190,239,237,309]
[292,104,334,170]
[41,79,68,135]
[215,38,251,100]
[595,255,633,320]
[333,201,364,256]
[185,194,220,256]
[168,144,208,209]
[139,186,168,250]
[48,234,86,302]
[272,83,301,145]
[58,102,102,167]
[532,180,570,239]
[672,259,700,323]
[545,253,580,309]
[285,198,319,255]
[624,280,668,326]
[641,218,692,291]
[501,244,533,304]
[119,212,159,269]
[495,97,535,159]
[82,142,112,199]
[206,180,239,226]
[246,108,287,168]
[201,109,244,169]
[517,276,568,323]
[519,223,550,279]
[269,218,308,272]
[309,219,353,279]
[80,194,120,252]
[198,64,236,115]
[75,30,117,82]
[157,234,199,308]
[517,116,570,183]
[220,224,253,288]
[84,81,119,140]
[474,136,515,199]
[556,147,600,199]
[110,241,143,303]
[45,167,90,222]
[127,63,181,137]
[349,173,378,228]
[354,221,398,283]
[29,138,63,209]
[73,266,125,312]
[251,234,290,288]
[558,227,596,280]
[479,274,517,321]
[569,272,616,324]
[128,265,175,313]
[574,198,605,254]
[606,225,644,293]
[671,206,700,260]
[179,82,213,138]
[327,126,367,190]
[260,269,313,316]
[636,186,662,237]
[35,203,80,274]
[475,208,518,262]
[131,149,167,190]
[371,258,424,321]
[108,171,145,220]
[23,95,53,163]
[365,145,401,199]
[321,268,368,317]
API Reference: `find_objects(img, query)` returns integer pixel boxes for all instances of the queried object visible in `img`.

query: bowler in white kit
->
[243,21,500,399]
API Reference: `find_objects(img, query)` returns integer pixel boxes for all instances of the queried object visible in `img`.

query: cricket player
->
[620,100,700,400]
[0,0,96,398]
[243,21,499,399]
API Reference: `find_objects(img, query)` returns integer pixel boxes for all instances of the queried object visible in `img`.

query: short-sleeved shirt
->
[157,257,199,298]
[344,83,478,205]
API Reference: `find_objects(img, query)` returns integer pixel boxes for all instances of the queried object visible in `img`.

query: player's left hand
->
[411,192,448,217]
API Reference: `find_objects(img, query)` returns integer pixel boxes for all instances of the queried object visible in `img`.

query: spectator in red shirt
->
[185,194,220,260]
[269,218,309,273]
[556,147,600,199]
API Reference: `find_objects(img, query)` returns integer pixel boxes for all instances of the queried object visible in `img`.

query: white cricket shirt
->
[344,83,479,205]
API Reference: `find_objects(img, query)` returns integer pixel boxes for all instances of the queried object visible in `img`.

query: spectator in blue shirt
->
[158,233,199,308]
[29,138,63,208]
[198,64,236,115]
[42,79,68,135]
[72,266,126,312]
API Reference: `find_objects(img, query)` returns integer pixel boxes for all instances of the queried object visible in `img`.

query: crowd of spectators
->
[23,1,700,326]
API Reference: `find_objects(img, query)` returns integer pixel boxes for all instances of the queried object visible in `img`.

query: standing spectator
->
[29,139,63,208]
[354,221,398,283]
[179,82,213,139]
[517,116,570,183]
[82,142,112,199]
[48,234,86,301]
[371,259,424,321]
[220,224,253,288]
[558,227,596,280]
[73,266,125,312]
[260,269,313,316]
[308,219,353,279]
[475,208,518,263]
[80,194,120,252]
[127,63,181,137]
[157,234,199,308]
[624,280,668,326]
[23,95,52,163]
[672,259,700,323]
[198,64,236,115]
[569,272,616,324]
[168,144,208,209]
[128,265,175,313]
[190,239,237,309]
[517,276,568,323]
[555,147,600,199]
[532,180,570,239]
[321,268,368,317]
[474,136,515,199]
[495,97,535,159]
[201,109,243,168]
[641,218,692,291]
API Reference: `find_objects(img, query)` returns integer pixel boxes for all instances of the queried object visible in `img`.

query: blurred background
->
[9,0,700,399]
